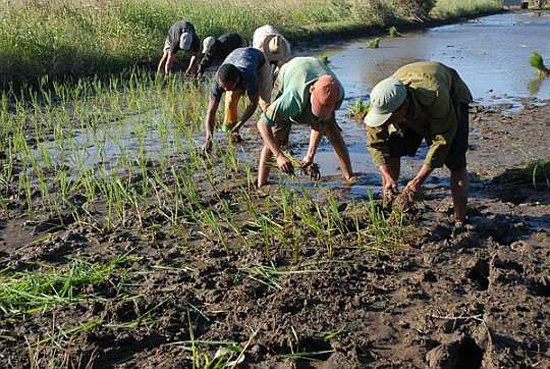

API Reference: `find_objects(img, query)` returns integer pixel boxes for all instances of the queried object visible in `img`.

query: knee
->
[451,169,469,187]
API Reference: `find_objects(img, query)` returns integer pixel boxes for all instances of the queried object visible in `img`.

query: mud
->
[1,96,549,368]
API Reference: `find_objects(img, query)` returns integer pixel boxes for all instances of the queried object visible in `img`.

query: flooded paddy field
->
[1,12,549,369]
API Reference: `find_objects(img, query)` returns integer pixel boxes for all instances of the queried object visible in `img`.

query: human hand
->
[277,152,293,174]
[404,179,421,194]
[301,153,314,168]
[202,136,213,153]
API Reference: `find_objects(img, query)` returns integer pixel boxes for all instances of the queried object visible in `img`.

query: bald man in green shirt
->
[365,61,472,224]
[257,57,355,187]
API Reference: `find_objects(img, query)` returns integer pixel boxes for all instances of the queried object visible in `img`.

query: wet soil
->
[1,96,549,368]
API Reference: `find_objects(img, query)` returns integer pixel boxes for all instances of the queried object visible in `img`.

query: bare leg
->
[451,168,470,223]
[324,122,354,181]
[258,144,272,187]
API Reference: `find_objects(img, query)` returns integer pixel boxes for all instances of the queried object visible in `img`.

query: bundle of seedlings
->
[348,97,371,120]
[268,151,321,180]
[530,51,550,78]
[367,38,381,49]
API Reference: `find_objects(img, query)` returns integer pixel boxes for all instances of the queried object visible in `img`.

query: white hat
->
[202,36,215,54]
[364,77,408,127]
[263,35,291,64]
[179,32,193,51]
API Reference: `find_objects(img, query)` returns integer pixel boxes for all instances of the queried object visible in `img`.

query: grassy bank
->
[1,0,502,88]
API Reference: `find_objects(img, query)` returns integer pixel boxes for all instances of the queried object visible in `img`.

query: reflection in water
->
[529,77,550,97]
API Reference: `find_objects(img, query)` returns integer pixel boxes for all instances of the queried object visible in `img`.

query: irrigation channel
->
[34,11,550,196]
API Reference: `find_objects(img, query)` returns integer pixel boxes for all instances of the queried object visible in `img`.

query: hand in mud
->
[383,185,399,209]
[393,186,418,212]
[404,179,421,194]
[276,153,294,175]
[230,132,243,143]
[202,137,213,153]
[301,154,314,168]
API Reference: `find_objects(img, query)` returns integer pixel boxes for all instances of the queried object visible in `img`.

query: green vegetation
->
[529,51,550,78]
[367,37,381,49]
[348,97,371,119]
[0,256,131,314]
[0,0,503,87]
[526,157,550,188]
[389,26,402,38]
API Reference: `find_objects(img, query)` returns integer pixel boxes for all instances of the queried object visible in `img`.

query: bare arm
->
[203,97,220,151]
[236,94,259,130]
[185,54,198,75]
[256,118,292,173]
[406,164,433,192]
[302,126,323,166]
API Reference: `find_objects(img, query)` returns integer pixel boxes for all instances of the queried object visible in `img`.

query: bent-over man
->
[256,57,355,187]
[203,47,272,151]
[198,33,244,77]
[157,21,200,75]
[364,61,473,224]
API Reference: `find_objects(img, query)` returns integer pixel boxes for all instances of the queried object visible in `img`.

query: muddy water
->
[33,12,550,195]
[301,11,550,195]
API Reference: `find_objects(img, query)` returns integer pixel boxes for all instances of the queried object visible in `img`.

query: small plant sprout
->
[348,97,371,119]
[529,51,550,78]
[367,38,381,49]
[389,26,401,38]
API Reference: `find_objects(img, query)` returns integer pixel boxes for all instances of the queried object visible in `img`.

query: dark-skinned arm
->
[203,97,220,151]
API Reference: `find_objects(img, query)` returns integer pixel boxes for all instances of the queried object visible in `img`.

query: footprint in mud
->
[425,335,484,369]
[466,258,490,291]
[531,275,550,297]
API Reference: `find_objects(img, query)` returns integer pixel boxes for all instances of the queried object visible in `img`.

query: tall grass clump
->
[529,51,550,78]
[431,0,502,19]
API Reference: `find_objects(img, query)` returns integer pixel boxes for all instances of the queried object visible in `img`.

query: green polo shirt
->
[366,61,472,168]
[261,57,344,127]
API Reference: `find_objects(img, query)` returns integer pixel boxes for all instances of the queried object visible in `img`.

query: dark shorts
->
[388,103,469,171]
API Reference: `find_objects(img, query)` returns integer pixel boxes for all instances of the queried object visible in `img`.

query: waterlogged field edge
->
[0,0,504,87]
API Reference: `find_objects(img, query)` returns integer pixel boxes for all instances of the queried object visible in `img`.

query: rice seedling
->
[0,256,130,314]
[363,196,407,254]
[268,151,321,180]
[389,26,401,37]
[348,97,371,119]
[529,51,550,78]
[367,37,381,48]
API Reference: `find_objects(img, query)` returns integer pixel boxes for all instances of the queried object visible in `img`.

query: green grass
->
[389,26,401,38]
[526,157,550,188]
[0,0,503,88]
[0,255,131,314]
